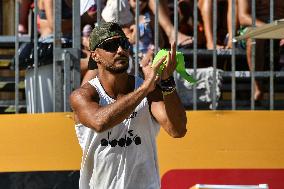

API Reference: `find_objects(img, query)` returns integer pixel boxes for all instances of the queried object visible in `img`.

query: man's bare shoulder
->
[70,82,100,109]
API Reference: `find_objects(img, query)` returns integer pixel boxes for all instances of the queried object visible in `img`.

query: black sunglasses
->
[96,38,130,52]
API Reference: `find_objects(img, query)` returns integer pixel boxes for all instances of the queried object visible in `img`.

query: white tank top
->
[75,76,161,189]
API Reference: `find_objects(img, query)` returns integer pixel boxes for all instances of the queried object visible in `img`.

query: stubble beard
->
[105,62,129,74]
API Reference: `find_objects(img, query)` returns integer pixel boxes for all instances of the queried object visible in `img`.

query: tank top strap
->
[88,77,115,103]
[88,76,145,105]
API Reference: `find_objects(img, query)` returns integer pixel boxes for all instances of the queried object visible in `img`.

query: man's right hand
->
[140,49,166,94]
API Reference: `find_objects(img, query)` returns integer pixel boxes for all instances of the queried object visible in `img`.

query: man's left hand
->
[161,42,177,80]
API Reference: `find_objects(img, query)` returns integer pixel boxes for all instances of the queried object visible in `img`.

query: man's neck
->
[98,71,131,99]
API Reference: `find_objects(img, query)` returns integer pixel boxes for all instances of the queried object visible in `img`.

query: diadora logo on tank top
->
[127,111,137,119]
[101,130,141,148]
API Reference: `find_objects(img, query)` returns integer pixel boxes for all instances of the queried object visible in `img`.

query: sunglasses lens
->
[99,40,119,52]
[120,38,130,50]
[98,38,130,52]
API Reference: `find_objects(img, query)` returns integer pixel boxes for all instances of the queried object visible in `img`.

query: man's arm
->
[145,42,187,138]
[70,56,166,133]
[71,82,148,132]
[148,88,187,138]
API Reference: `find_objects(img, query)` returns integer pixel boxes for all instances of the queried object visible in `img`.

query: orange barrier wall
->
[158,111,284,189]
[0,111,284,188]
[0,112,81,172]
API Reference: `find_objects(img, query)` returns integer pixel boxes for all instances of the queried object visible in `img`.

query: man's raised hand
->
[161,42,177,80]
[141,49,166,93]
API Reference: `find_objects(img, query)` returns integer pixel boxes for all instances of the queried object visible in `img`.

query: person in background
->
[25,0,73,113]
[238,0,284,101]
[38,0,73,41]
[70,22,187,189]
[226,0,239,49]
[81,24,94,77]
[198,0,230,49]
[147,0,193,48]
[81,0,136,85]
[129,0,155,59]
[81,0,101,27]
[18,0,33,35]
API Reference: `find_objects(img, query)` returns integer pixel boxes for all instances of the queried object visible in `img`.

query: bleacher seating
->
[0,0,284,113]
[0,46,26,113]
[181,48,284,110]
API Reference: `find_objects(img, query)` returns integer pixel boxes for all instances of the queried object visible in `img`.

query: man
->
[70,22,187,189]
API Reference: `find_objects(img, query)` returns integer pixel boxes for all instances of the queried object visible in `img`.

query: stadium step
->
[219,72,284,110]
[0,48,27,113]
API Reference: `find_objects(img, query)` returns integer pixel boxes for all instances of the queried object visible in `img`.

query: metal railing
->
[0,0,81,113]
[0,0,283,113]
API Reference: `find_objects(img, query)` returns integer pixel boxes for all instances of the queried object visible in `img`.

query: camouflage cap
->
[89,22,127,51]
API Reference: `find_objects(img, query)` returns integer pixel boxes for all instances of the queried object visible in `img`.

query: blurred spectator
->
[18,0,33,35]
[80,24,93,77]
[177,0,193,36]
[80,0,108,27]
[25,0,73,113]
[81,0,136,85]
[147,0,193,48]
[129,0,155,57]
[81,0,97,26]
[167,0,230,49]
[198,0,229,49]
[238,0,284,101]
[38,0,72,40]
[80,1,101,78]
[226,0,239,49]
[167,0,207,48]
